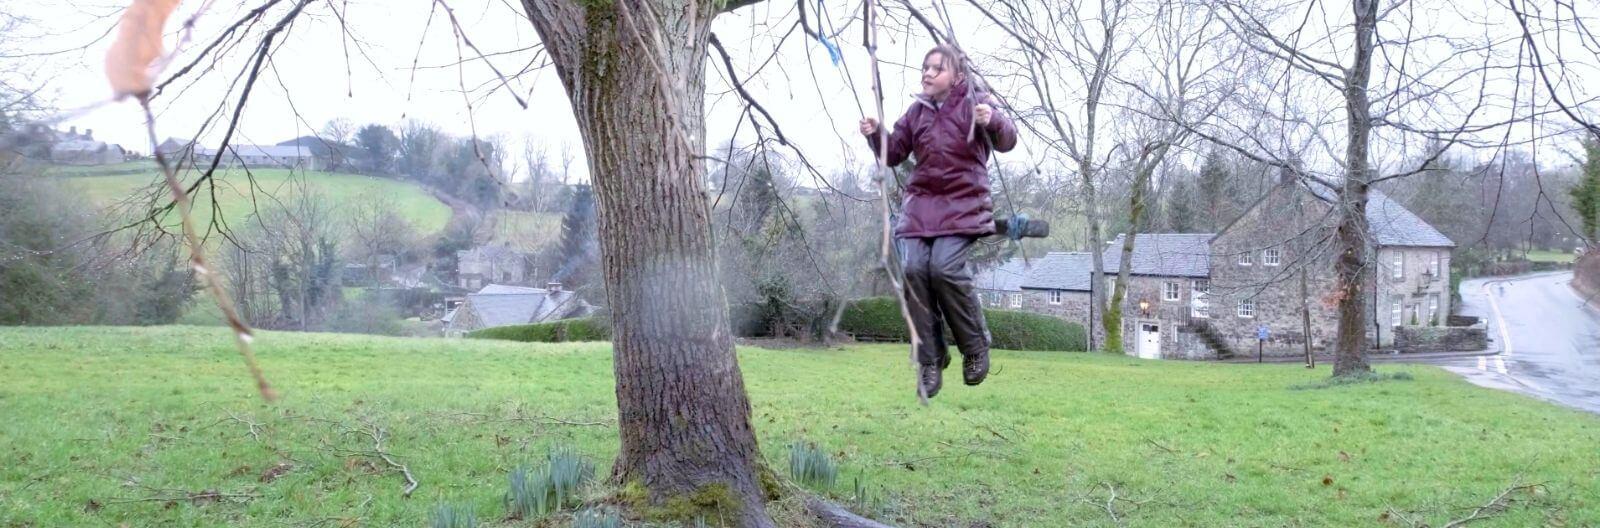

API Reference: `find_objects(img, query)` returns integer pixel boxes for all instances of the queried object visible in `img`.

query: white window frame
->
[1391,296,1403,326]
[1049,290,1064,305]
[1163,282,1180,301]
[1428,294,1440,323]
[1430,254,1441,276]
[1193,280,1210,294]
[1238,252,1253,266]
[1009,294,1021,309]
[1392,252,1405,279]
[1263,248,1281,266]
[1237,299,1255,318]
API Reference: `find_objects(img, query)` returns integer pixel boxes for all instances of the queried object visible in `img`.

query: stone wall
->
[1394,325,1487,352]
[1208,183,1342,357]
[1574,252,1600,305]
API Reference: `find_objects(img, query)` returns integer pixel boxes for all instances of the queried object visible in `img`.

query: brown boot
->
[963,352,989,386]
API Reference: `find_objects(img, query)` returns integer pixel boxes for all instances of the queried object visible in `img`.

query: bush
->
[838,297,1087,352]
[467,317,612,342]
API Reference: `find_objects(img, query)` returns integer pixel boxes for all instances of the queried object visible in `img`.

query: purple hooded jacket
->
[866,80,1018,238]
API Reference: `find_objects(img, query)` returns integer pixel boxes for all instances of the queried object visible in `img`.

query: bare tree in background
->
[985,0,1230,353]
[347,191,418,284]
[1194,0,1515,377]
[320,118,356,171]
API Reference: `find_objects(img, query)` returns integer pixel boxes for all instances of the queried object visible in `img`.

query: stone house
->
[1205,181,1454,357]
[456,244,528,290]
[1094,234,1215,359]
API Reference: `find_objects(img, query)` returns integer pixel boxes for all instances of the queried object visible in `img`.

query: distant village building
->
[975,177,1462,359]
[48,127,126,165]
[443,283,593,336]
[154,137,316,170]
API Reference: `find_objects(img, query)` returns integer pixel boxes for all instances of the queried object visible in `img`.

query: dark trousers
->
[899,236,991,367]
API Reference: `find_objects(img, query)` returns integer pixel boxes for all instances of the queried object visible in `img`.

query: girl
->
[860,45,1017,397]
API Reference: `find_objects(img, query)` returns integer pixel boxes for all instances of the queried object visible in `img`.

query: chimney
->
[546,282,563,293]
[69,126,78,137]
[84,129,93,139]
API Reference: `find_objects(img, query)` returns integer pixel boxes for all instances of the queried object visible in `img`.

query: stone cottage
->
[443,283,592,336]
[976,178,1456,359]
[1205,181,1455,357]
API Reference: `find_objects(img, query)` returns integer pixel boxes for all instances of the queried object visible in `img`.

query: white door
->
[1138,323,1162,359]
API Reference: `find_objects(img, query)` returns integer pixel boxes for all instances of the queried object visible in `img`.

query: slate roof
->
[974,258,1028,292]
[1305,186,1454,248]
[1020,252,1094,291]
[457,288,585,329]
[1100,233,1213,278]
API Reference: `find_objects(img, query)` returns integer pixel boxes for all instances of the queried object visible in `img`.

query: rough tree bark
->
[521,0,774,524]
[1332,0,1378,377]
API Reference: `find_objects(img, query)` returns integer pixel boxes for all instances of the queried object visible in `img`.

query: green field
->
[1526,249,1579,264]
[2,326,1598,526]
[51,165,454,237]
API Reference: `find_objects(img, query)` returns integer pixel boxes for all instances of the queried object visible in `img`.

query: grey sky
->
[8,0,1598,186]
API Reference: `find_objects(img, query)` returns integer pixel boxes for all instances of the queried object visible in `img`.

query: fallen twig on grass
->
[1383,505,1424,528]
[1441,481,1543,528]
[1144,438,1178,454]
[323,420,419,498]
[218,408,263,442]
[108,486,258,506]
[354,424,418,498]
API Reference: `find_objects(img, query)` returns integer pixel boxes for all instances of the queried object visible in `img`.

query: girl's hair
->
[923,45,967,77]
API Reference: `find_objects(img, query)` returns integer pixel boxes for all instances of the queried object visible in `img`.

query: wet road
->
[1422,272,1600,415]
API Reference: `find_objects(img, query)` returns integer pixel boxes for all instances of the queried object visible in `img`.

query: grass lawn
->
[1526,249,1578,264]
[2,326,1598,527]
[52,166,453,237]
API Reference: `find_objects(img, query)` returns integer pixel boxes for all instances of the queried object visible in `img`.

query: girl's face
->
[921,52,959,100]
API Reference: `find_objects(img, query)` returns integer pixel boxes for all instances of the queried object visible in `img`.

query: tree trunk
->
[1333,0,1379,377]
[522,0,773,524]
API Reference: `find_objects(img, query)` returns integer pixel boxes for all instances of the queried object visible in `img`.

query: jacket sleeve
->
[866,108,915,167]
[982,95,1018,153]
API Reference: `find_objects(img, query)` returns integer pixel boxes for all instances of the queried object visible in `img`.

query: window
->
[1430,254,1441,276]
[1391,296,1403,326]
[1009,294,1021,309]
[1263,248,1281,266]
[1428,294,1440,324]
[1392,252,1405,279]
[1192,302,1210,319]
[1237,299,1256,318]
[1049,290,1064,305]
[1238,252,1253,266]
[1163,282,1180,301]
[1193,280,1210,295]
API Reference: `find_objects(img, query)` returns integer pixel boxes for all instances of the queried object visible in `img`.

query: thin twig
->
[352,423,418,498]
[1441,482,1542,528]
[136,96,275,402]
